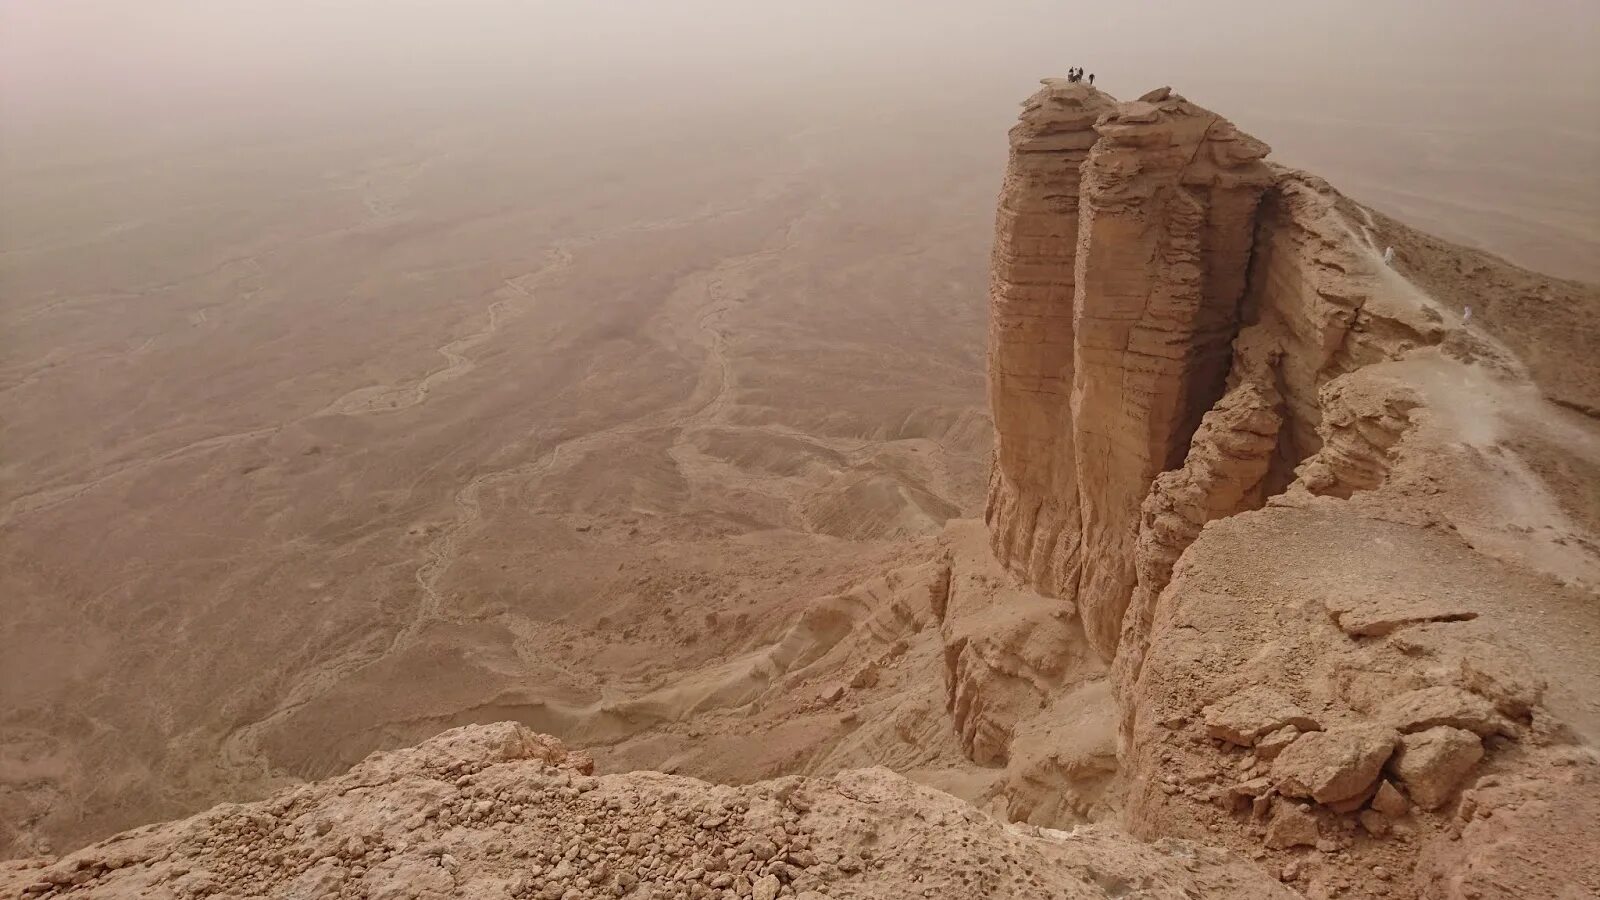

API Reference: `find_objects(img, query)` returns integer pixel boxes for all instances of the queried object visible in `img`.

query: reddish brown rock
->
[1203,687,1321,747]
[1256,726,1304,760]
[986,79,1117,598]
[1387,726,1483,810]
[1380,686,1511,738]
[983,82,1274,661]
[1370,780,1410,818]
[1264,799,1320,850]
[1271,724,1398,804]
[1070,90,1274,659]
[1358,809,1392,837]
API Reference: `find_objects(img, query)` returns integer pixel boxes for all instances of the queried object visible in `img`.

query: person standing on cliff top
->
[1088,73,1095,85]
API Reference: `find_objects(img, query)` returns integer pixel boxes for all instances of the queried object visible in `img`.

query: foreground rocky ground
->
[0,723,1292,900]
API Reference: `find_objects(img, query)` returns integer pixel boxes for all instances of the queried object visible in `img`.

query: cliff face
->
[985,79,1600,900]
[986,81,1273,659]
[985,82,1112,608]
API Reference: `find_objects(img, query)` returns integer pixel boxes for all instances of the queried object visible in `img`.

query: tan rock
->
[1459,651,1546,718]
[1380,686,1511,737]
[1387,726,1483,810]
[983,81,1275,662]
[1264,799,1319,850]
[1271,724,1398,804]
[1255,725,1302,760]
[1203,687,1321,747]
[1229,777,1276,800]
[1111,336,1284,732]
[1369,780,1410,818]
[1322,595,1478,637]
[1069,90,1274,660]
[985,80,1117,605]
[1358,810,1391,837]
[1325,780,1380,814]
[753,874,781,900]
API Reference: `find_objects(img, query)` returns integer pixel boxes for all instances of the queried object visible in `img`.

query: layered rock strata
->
[984,78,1600,899]
[985,79,1115,604]
[986,81,1273,660]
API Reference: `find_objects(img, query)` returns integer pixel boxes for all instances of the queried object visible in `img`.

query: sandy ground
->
[0,99,1001,855]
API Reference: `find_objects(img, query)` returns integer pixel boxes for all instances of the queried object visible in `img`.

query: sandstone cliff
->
[987,81,1275,659]
[984,79,1600,899]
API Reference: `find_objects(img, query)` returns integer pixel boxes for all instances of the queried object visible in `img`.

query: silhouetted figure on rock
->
[1089,73,1095,85]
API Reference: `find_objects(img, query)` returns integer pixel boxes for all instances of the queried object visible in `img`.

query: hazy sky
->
[3,1,1597,276]
[5,1,1596,131]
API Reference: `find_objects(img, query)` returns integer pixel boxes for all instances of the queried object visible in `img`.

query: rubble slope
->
[0,723,1292,900]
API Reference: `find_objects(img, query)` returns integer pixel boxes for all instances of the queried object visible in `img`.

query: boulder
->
[1271,724,1398,804]
[1264,799,1320,850]
[1203,687,1321,747]
[1387,726,1483,810]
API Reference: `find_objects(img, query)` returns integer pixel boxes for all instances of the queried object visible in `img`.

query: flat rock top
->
[2,723,1293,900]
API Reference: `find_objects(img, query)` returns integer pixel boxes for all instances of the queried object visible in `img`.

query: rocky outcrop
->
[985,79,1115,602]
[985,81,1274,661]
[983,77,1600,900]
[1111,329,1284,713]
[0,723,1296,900]
[1069,87,1275,660]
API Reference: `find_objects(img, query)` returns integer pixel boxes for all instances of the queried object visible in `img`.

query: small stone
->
[1227,777,1274,805]
[849,663,880,689]
[753,874,782,900]
[1251,794,1272,820]
[1255,725,1301,760]
[1370,780,1410,817]
[1325,780,1380,814]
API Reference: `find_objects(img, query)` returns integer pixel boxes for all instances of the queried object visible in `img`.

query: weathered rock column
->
[985,79,1116,600]
[1069,88,1273,659]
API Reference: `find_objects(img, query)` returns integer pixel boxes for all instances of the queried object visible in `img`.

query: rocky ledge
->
[0,722,1293,900]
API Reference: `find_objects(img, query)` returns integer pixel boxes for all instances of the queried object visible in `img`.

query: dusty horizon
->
[6,0,1598,278]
